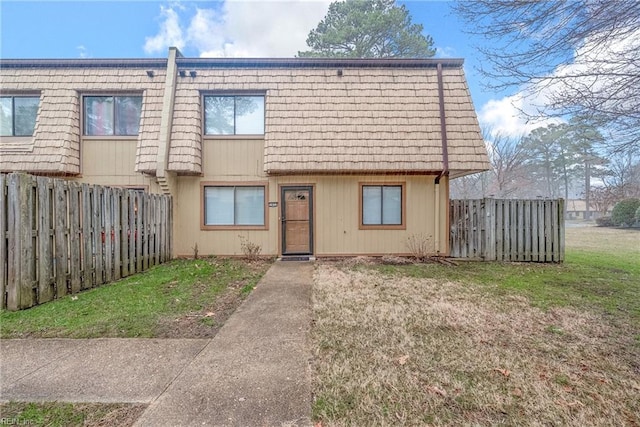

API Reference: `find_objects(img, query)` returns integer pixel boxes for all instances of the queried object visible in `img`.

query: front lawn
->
[311,227,640,426]
[0,258,271,338]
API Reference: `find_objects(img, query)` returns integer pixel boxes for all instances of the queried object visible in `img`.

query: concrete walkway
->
[0,261,314,427]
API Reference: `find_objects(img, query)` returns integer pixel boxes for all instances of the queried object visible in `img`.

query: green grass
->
[0,258,269,338]
[367,248,640,324]
[0,402,146,427]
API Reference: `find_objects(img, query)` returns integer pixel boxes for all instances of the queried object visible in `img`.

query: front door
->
[281,186,313,255]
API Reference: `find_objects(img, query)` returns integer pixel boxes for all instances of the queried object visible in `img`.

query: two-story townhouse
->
[0,47,490,258]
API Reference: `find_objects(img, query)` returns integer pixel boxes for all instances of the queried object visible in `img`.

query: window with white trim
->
[204,95,264,135]
[204,185,265,226]
[84,95,142,136]
[361,185,403,226]
[0,96,39,137]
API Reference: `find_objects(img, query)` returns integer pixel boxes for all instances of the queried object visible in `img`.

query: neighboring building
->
[565,199,608,220]
[0,48,490,258]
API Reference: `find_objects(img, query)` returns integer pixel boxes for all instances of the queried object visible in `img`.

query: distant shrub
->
[595,216,614,227]
[611,198,640,227]
[636,205,640,222]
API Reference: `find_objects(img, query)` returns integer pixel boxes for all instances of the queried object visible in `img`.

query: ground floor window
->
[203,185,266,228]
[360,183,405,229]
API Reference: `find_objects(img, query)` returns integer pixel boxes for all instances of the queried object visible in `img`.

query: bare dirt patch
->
[155,259,271,338]
[311,263,640,426]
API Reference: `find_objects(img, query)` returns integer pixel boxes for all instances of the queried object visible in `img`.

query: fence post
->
[113,188,122,281]
[485,198,496,261]
[54,179,68,298]
[6,174,21,310]
[81,183,94,289]
[104,187,113,283]
[37,177,54,303]
[93,185,104,284]
[7,173,37,310]
[69,183,82,293]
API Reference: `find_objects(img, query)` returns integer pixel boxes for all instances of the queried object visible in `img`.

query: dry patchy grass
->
[565,225,640,253]
[311,264,640,426]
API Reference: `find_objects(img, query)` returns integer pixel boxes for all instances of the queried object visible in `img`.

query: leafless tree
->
[450,130,528,199]
[602,150,640,198]
[486,132,528,198]
[450,171,490,199]
[453,1,640,152]
[589,186,620,216]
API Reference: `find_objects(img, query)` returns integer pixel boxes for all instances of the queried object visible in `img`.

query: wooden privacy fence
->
[0,173,172,311]
[450,198,564,262]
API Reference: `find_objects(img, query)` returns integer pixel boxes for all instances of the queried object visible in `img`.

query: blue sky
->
[0,0,529,135]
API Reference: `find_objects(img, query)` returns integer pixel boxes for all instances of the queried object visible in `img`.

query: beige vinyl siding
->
[73,138,160,191]
[273,175,447,256]
[202,139,266,178]
[173,154,448,257]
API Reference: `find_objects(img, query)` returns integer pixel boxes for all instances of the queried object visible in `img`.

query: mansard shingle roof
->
[0,56,489,178]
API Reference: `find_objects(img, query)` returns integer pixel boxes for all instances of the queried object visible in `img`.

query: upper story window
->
[204,95,264,135]
[84,95,142,136]
[0,96,39,137]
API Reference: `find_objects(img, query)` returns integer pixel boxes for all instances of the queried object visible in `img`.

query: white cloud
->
[479,25,640,140]
[144,1,331,57]
[76,45,89,58]
[478,93,561,139]
[144,5,185,54]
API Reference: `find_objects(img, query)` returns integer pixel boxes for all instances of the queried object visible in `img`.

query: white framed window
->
[360,184,405,229]
[0,95,39,137]
[204,95,264,135]
[84,95,142,136]
[203,184,266,228]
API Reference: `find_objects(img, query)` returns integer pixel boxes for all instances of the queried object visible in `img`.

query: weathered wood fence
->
[0,173,172,311]
[450,198,564,262]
